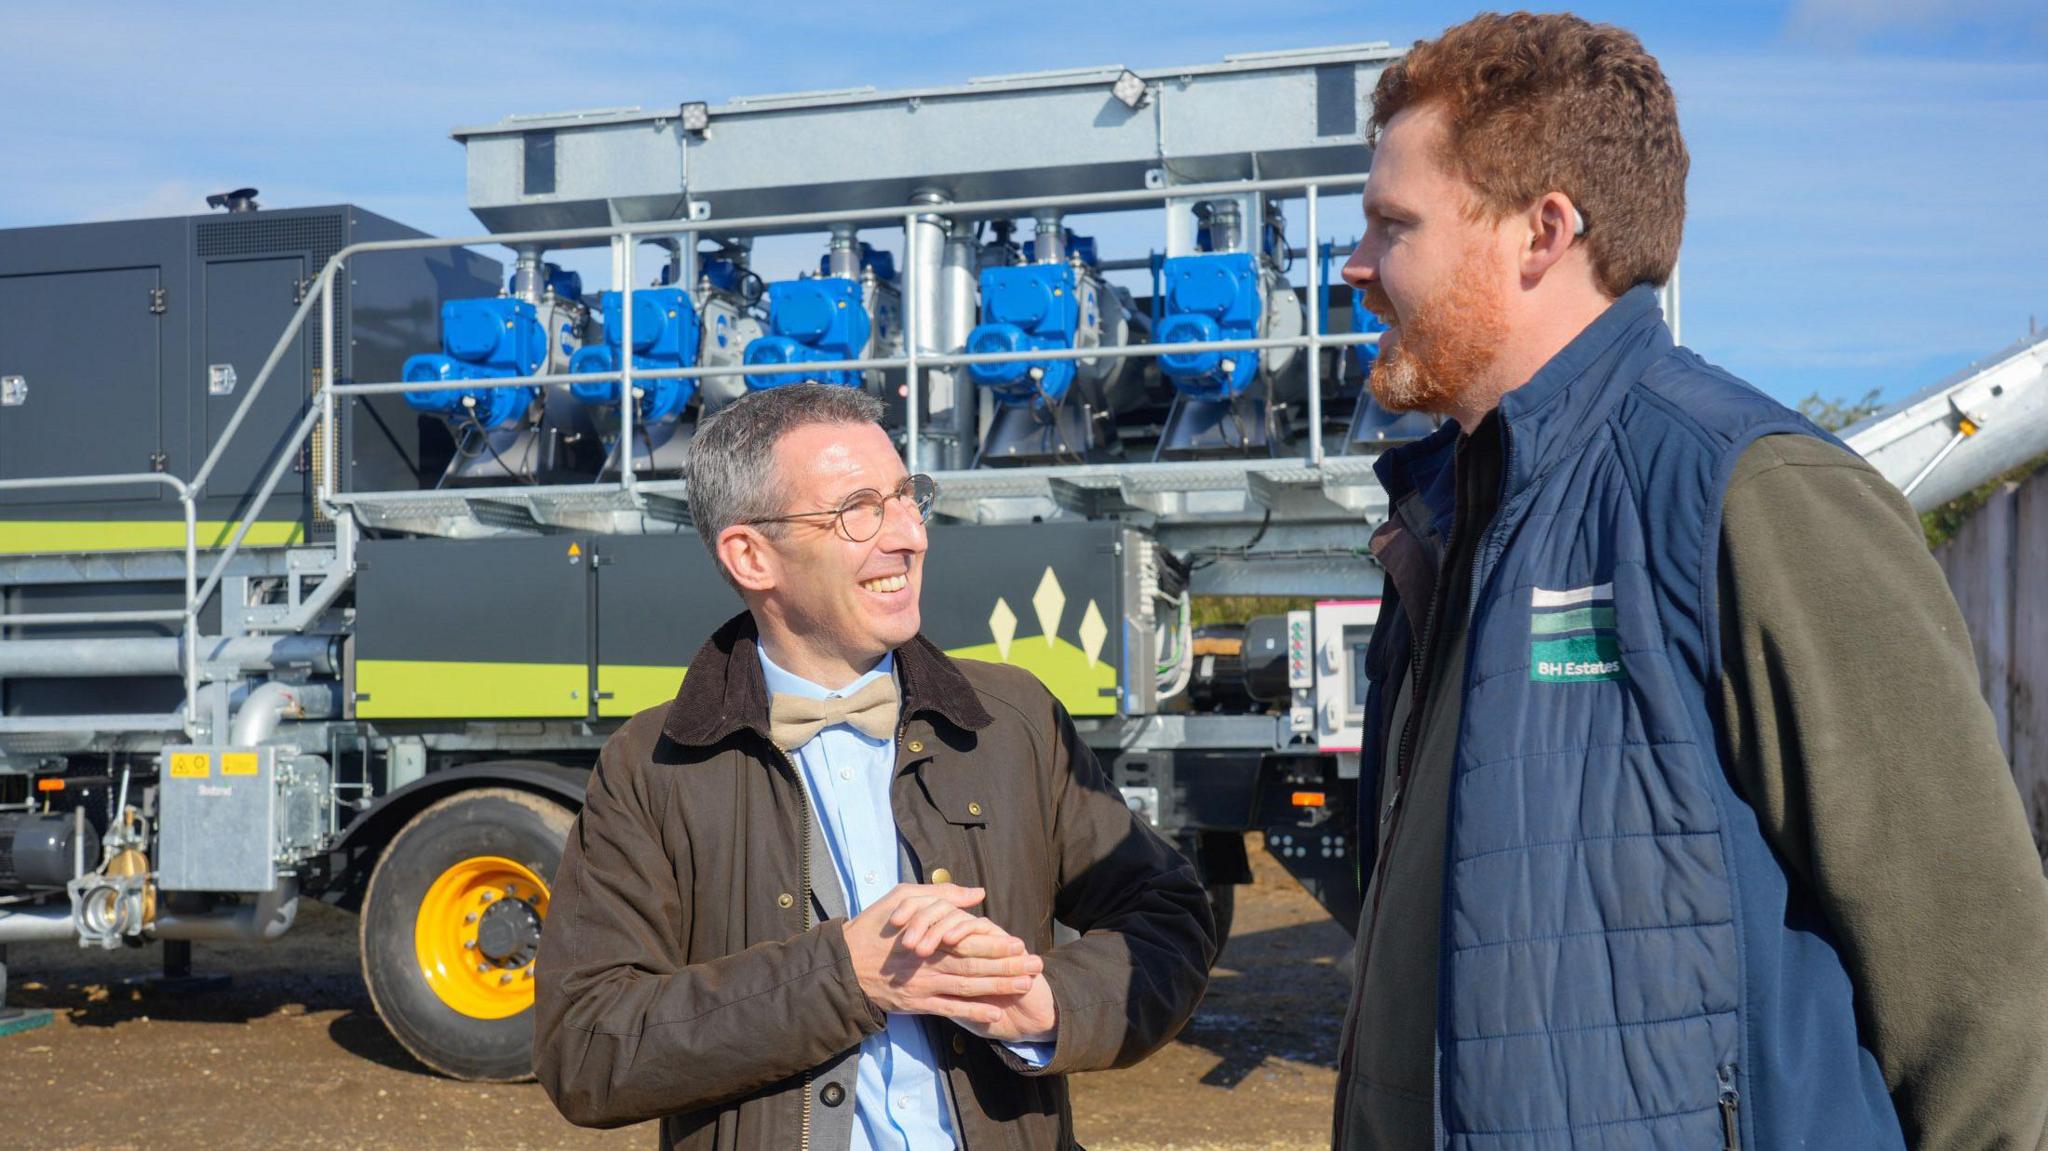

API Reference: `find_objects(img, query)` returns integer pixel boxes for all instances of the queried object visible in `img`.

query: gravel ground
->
[1,834,1349,1151]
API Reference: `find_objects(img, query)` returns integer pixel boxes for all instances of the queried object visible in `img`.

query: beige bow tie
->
[768,674,901,750]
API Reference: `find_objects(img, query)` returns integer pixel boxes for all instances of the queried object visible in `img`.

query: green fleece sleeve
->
[1718,434,2048,1149]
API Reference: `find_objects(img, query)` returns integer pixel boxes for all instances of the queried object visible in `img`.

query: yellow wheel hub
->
[415,855,549,1020]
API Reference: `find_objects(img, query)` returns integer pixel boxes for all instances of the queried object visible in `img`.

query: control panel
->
[1312,599,1380,752]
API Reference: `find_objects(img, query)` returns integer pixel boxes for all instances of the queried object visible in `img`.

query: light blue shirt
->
[760,648,1050,1151]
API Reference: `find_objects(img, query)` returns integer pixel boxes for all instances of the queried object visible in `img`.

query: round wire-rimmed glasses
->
[744,473,938,542]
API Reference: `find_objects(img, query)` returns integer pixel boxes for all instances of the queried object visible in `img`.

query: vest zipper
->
[1717,1064,1742,1151]
[1356,444,1467,975]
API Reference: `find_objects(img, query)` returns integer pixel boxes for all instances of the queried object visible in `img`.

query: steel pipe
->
[0,904,75,943]
[0,635,338,680]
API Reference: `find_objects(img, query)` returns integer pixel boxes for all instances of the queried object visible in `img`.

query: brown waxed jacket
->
[533,612,1215,1150]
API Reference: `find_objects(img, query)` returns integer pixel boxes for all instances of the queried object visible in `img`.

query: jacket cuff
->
[1001,966,1103,1076]
[815,918,889,1035]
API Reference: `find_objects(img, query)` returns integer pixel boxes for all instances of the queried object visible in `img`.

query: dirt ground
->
[1,834,1349,1151]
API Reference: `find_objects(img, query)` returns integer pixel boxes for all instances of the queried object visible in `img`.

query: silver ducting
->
[229,681,302,747]
[826,223,862,279]
[939,230,981,471]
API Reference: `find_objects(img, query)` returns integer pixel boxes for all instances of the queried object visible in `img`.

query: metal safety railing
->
[0,472,201,734]
[1,172,1388,738]
[315,171,1383,500]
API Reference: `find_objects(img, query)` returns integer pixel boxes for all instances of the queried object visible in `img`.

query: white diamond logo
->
[1078,600,1108,667]
[988,598,1018,661]
[1031,568,1065,647]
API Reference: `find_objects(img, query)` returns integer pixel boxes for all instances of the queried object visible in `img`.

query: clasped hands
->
[841,882,1057,1046]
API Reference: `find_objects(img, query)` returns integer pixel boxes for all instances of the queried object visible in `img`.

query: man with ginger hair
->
[1333,12,2048,1148]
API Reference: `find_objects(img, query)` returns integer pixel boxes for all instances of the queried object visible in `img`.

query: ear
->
[1520,191,1583,284]
[716,525,780,594]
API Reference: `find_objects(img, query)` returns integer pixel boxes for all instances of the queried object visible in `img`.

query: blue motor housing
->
[567,288,700,424]
[1350,288,1386,375]
[1157,253,1262,401]
[743,277,870,389]
[402,297,546,429]
[965,263,1081,407]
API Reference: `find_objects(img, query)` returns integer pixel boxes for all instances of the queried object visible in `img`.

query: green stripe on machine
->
[0,520,305,556]
[355,659,588,719]
[596,664,688,717]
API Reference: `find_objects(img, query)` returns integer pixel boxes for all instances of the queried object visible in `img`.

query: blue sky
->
[2,0,2042,407]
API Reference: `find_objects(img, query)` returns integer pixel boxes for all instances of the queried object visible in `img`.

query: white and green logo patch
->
[1530,583,1626,683]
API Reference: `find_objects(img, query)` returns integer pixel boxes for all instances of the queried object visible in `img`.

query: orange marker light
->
[1290,791,1326,808]
[35,778,64,792]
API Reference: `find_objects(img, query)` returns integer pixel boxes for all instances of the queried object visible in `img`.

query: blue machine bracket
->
[743,277,870,389]
[966,263,1082,407]
[567,288,700,424]
[401,298,547,429]
[1156,252,1262,402]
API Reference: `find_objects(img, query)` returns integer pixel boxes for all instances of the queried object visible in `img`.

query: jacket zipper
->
[1356,441,1467,972]
[770,742,815,1151]
[1433,423,1515,1151]
[1717,1064,1742,1151]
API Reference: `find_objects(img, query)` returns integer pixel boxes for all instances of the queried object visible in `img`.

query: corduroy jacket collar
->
[660,611,994,749]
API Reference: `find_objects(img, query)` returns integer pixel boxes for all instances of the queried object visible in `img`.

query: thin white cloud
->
[1784,0,2048,48]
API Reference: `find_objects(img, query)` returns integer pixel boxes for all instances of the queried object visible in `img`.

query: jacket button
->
[776,892,794,909]
[930,868,952,885]
[967,802,983,817]
[907,739,924,753]
[820,1082,845,1107]
[951,1033,968,1055]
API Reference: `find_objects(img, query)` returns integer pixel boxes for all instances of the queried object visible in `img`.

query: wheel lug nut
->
[463,939,476,950]
[476,963,490,973]
[499,973,514,985]
[465,913,478,924]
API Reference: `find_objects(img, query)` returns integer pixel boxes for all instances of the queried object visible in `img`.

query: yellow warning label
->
[567,542,582,557]
[221,753,259,777]
[169,752,211,779]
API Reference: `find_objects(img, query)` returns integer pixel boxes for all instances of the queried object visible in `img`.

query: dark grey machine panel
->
[0,205,501,534]
[0,266,165,505]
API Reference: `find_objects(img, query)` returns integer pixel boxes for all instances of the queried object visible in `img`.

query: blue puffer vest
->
[1362,287,1907,1148]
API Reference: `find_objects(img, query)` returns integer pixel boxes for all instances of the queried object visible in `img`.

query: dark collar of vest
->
[1373,284,1673,517]
[660,611,995,748]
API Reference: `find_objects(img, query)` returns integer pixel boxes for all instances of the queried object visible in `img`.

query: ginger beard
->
[1363,236,1510,420]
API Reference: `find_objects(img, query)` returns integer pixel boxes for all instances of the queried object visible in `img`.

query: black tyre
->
[359,787,572,1081]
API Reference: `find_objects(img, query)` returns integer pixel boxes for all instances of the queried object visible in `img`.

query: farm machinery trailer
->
[2,42,2044,1080]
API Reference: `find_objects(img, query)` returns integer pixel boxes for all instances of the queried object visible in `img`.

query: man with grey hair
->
[534,383,1214,1151]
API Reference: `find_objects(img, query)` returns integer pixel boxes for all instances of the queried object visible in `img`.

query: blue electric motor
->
[1155,252,1262,402]
[402,297,547,429]
[1350,288,1387,375]
[965,263,1083,407]
[567,288,700,424]
[743,277,871,390]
